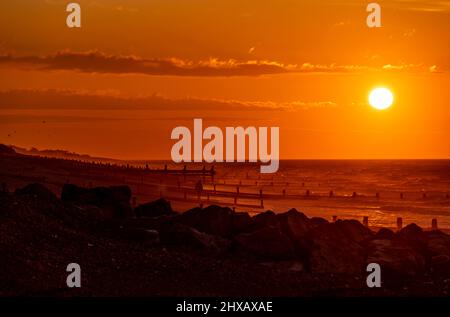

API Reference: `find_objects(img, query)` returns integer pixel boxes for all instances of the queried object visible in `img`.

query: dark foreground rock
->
[367,239,426,281]
[134,198,175,218]
[426,230,450,276]
[176,205,234,237]
[61,183,132,218]
[15,183,58,202]
[307,221,367,274]
[1,182,450,296]
[235,227,295,260]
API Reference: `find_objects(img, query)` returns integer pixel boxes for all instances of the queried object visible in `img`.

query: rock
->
[0,144,15,155]
[397,223,427,254]
[375,228,396,240]
[231,212,252,234]
[276,209,311,257]
[334,219,373,243]
[367,239,425,279]
[398,223,424,240]
[248,210,279,231]
[61,184,132,218]
[134,198,174,218]
[277,209,310,240]
[309,217,328,228]
[307,222,365,274]
[235,227,295,260]
[176,205,233,237]
[159,223,231,254]
[15,183,58,201]
[426,230,450,276]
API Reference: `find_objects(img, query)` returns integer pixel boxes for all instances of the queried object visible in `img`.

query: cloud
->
[0,50,441,77]
[0,51,292,77]
[0,89,336,112]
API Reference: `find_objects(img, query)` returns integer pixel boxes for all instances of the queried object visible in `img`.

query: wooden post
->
[397,217,403,231]
[259,189,263,198]
[213,184,216,194]
[306,189,310,197]
[332,215,337,222]
[376,192,380,199]
[260,199,264,208]
[234,196,237,205]
[282,189,286,196]
[422,192,427,199]
[236,186,240,195]
[400,192,404,199]
[207,193,210,202]
[432,218,438,230]
[329,190,334,197]
[363,216,369,227]
[352,191,357,198]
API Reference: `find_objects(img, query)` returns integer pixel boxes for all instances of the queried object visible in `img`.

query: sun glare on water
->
[369,87,394,110]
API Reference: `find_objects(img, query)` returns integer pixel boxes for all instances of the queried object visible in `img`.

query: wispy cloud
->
[0,89,336,112]
[0,50,442,77]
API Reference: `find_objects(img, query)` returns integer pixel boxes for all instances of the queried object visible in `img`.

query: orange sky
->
[0,0,449,159]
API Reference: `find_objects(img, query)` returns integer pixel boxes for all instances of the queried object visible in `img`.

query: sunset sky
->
[0,0,449,159]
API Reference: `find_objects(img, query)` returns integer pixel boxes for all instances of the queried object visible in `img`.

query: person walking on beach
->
[195,179,203,202]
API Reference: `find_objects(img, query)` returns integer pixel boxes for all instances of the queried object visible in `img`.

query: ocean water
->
[142,160,450,229]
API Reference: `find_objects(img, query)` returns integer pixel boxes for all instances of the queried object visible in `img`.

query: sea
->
[139,160,450,229]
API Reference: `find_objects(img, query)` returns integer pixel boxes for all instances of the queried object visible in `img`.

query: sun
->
[369,87,394,110]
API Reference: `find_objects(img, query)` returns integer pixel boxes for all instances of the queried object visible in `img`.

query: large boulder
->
[176,205,234,237]
[234,227,295,260]
[309,217,328,228]
[159,223,231,254]
[307,222,366,274]
[397,223,427,255]
[366,239,426,280]
[61,184,132,218]
[15,183,58,202]
[134,198,174,218]
[276,209,311,240]
[247,210,279,232]
[426,230,450,276]
[334,219,373,243]
[276,209,311,257]
[0,144,15,155]
[375,228,396,240]
[231,212,252,234]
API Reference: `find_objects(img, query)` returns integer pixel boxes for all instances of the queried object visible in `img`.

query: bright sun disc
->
[369,87,393,110]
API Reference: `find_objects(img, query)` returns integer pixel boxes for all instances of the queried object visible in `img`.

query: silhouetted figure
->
[195,179,203,202]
